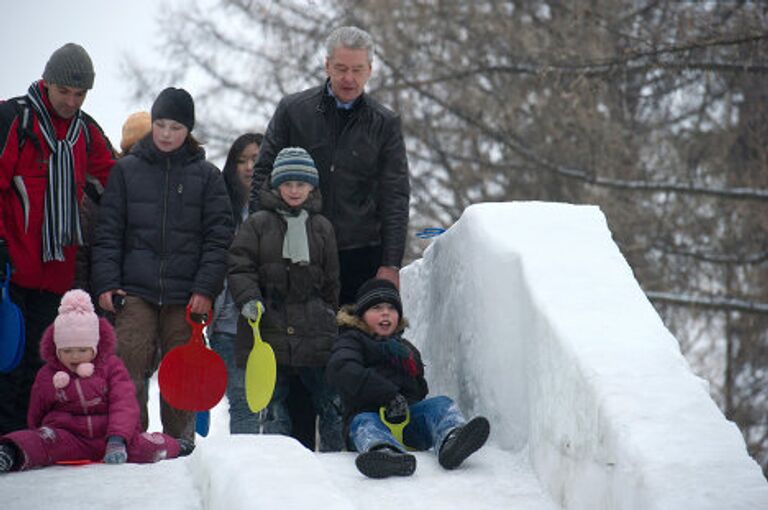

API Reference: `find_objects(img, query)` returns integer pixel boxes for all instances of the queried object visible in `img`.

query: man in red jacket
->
[0,43,115,434]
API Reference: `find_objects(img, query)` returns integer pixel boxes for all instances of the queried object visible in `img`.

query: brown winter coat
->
[228,187,339,368]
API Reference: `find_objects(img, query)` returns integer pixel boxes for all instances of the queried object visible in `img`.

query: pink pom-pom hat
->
[53,289,99,354]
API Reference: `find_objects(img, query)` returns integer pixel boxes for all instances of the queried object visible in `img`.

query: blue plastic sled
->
[0,263,25,373]
[415,227,446,239]
[196,410,210,437]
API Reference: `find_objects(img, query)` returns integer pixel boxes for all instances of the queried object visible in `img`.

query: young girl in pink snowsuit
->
[0,290,193,472]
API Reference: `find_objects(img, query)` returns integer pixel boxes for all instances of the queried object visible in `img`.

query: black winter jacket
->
[91,136,233,305]
[326,307,428,431]
[250,81,410,268]
[228,187,340,368]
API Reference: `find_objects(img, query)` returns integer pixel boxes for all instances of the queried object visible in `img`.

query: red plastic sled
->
[55,459,100,466]
[157,307,227,411]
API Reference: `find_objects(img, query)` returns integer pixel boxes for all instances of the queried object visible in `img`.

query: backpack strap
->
[10,97,42,154]
[6,96,93,155]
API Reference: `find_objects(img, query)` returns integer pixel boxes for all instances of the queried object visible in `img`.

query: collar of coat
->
[131,134,206,165]
[336,304,409,336]
[318,79,369,113]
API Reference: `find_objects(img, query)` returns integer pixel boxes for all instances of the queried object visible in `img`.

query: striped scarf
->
[26,81,84,262]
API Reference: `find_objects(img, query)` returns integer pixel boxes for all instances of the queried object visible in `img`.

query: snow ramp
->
[401,201,768,510]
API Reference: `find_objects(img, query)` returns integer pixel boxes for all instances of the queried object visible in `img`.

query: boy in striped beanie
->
[228,146,344,450]
[270,147,320,189]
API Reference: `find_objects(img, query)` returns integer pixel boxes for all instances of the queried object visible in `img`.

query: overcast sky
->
[0,0,168,148]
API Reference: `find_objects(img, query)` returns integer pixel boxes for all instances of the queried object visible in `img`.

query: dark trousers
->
[0,285,61,434]
[115,296,195,441]
[288,375,317,449]
[338,245,383,306]
[288,245,383,448]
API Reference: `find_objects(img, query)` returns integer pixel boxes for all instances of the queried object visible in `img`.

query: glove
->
[383,393,409,424]
[241,299,264,321]
[0,239,11,281]
[103,436,128,464]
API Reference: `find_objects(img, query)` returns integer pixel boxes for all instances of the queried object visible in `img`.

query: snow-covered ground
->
[2,379,557,510]
[2,202,767,509]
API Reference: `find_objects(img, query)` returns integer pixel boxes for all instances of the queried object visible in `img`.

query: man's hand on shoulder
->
[375,266,400,289]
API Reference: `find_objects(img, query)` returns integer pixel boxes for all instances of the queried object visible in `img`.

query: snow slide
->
[401,202,768,509]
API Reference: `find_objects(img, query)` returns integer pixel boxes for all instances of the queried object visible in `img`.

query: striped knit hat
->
[355,278,403,318]
[271,147,319,189]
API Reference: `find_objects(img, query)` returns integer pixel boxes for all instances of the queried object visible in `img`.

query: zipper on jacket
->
[328,106,360,225]
[158,157,171,305]
[74,379,94,437]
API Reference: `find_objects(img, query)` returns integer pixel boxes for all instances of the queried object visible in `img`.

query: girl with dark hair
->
[210,133,264,433]
[222,133,263,228]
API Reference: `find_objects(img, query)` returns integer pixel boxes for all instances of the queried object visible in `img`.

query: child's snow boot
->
[355,444,416,478]
[0,443,19,473]
[438,416,490,470]
[177,438,195,457]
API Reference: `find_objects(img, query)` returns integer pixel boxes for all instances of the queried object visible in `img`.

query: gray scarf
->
[277,209,310,264]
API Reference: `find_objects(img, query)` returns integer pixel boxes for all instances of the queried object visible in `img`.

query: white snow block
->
[190,435,355,510]
[402,201,768,510]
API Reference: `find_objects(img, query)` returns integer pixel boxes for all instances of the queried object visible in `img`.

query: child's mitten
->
[103,436,128,464]
[384,393,409,423]
[241,299,264,321]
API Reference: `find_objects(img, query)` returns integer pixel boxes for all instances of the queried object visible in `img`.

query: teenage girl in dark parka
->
[91,87,233,441]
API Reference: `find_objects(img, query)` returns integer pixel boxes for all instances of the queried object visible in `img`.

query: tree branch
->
[647,291,768,315]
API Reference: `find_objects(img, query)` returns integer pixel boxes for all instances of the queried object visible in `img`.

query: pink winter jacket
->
[28,318,140,440]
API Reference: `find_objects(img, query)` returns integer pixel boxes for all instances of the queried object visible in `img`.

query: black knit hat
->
[355,278,403,318]
[151,87,195,131]
[43,43,95,90]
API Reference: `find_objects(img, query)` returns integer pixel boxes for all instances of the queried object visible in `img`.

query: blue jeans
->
[261,366,344,451]
[208,332,265,434]
[349,396,465,454]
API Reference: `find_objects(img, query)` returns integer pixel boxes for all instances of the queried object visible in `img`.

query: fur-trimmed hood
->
[39,317,118,368]
[336,304,409,336]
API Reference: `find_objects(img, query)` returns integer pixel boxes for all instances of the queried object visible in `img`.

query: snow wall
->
[400,202,768,510]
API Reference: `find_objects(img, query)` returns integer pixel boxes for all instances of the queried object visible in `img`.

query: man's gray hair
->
[325,26,374,63]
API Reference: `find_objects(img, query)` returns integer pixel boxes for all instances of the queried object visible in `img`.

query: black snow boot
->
[177,438,196,457]
[0,443,19,473]
[355,445,416,479]
[438,416,490,470]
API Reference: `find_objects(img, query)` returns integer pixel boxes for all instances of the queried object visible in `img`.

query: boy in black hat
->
[327,278,490,478]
